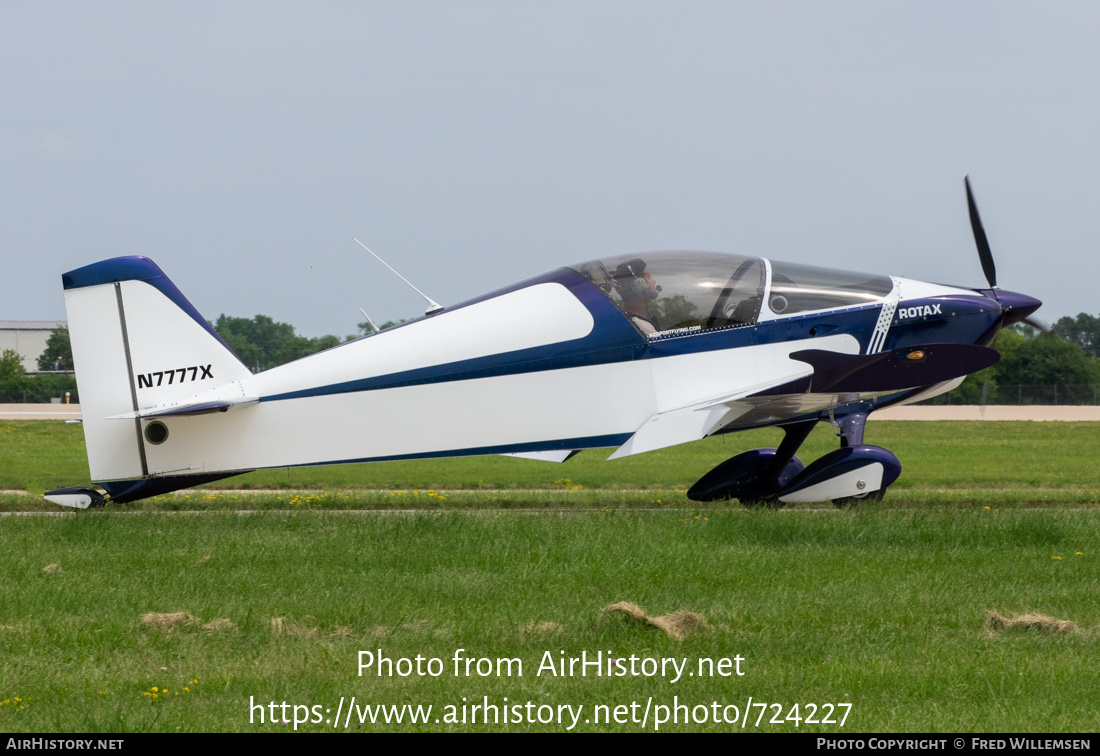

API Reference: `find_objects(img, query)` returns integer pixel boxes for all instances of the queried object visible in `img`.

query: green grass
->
[1,509,1098,732]
[3,419,1099,732]
[2,419,1100,507]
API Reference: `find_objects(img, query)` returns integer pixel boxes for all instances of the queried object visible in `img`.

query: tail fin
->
[62,257,252,482]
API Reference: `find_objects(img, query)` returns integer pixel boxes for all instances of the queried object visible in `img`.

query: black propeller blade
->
[965,175,997,289]
[962,177,1044,335]
[1021,316,1048,334]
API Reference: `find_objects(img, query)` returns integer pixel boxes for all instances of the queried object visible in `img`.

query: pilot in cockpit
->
[613,258,662,336]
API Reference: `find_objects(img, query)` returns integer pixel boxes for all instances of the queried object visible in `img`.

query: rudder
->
[62,257,252,482]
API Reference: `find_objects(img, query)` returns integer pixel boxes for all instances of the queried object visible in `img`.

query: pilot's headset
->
[615,258,662,301]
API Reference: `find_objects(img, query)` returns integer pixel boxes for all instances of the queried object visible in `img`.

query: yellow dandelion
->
[152,687,158,692]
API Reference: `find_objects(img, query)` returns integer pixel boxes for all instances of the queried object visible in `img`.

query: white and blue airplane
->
[45,179,1040,509]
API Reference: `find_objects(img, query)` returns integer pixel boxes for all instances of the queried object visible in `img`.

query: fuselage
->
[124,251,1028,479]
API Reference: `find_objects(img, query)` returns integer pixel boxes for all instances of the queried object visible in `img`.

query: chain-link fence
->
[0,387,79,404]
[930,384,1100,406]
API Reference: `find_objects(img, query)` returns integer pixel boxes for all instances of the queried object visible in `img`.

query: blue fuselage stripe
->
[259,272,1002,405]
[262,269,648,402]
[277,433,634,469]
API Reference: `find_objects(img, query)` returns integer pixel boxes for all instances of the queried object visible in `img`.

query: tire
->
[832,489,885,508]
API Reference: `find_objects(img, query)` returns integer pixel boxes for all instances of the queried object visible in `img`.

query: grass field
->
[2,509,1098,732]
[2,420,1099,733]
[2,419,1100,510]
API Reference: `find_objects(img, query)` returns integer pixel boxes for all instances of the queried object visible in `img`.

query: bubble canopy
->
[568,252,893,337]
[768,259,894,317]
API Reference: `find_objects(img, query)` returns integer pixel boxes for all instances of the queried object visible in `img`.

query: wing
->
[608,342,999,459]
[607,374,809,460]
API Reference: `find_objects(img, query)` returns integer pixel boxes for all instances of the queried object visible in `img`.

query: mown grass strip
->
[1,509,1097,732]
[3,420,1100,500]
[5,486,1100,513]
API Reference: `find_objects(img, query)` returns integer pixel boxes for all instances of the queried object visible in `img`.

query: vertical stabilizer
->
[62,257,251,482]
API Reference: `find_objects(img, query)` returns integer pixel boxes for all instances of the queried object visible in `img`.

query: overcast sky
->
[3,2,1097,337]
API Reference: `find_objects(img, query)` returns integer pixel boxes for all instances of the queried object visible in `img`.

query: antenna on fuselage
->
[311,265,381,334]
[353,238,445,316]
[358,307,379,334]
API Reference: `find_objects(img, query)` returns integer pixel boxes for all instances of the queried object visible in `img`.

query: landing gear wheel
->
[42,486,106,510]
[832,489,886,508]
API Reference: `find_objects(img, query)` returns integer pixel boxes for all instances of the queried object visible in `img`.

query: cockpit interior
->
[570,251,894,337]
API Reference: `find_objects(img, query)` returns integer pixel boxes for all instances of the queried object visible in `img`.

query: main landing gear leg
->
[776,405,902,507]
[763,420,817,489]
[686,420,817,506]
[833,410,868,448]
[742,420,819,507]
[828,409,889,506]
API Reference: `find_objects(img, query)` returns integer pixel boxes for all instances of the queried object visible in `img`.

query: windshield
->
[766,260,894,316]
[569,251,765,337]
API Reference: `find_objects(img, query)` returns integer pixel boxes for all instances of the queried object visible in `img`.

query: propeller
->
[1019,316,1049,334]
[964,176,1045,332]
[964,175,997,289]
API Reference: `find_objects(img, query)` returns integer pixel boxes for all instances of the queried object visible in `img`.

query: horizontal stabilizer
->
[109,397,259,420]
[791,344,999,393]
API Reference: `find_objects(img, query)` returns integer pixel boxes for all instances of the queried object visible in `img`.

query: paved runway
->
[872,405,1100,421]
[0,403,81,420]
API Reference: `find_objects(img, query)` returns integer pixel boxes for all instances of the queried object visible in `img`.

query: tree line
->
[934,314,1100,404]
[1,312,1098,404]
[0,315,393,403]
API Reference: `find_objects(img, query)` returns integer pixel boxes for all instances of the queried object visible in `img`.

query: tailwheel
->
[43,487,107,509]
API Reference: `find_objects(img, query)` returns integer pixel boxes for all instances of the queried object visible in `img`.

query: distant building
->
[0,321,67,371]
